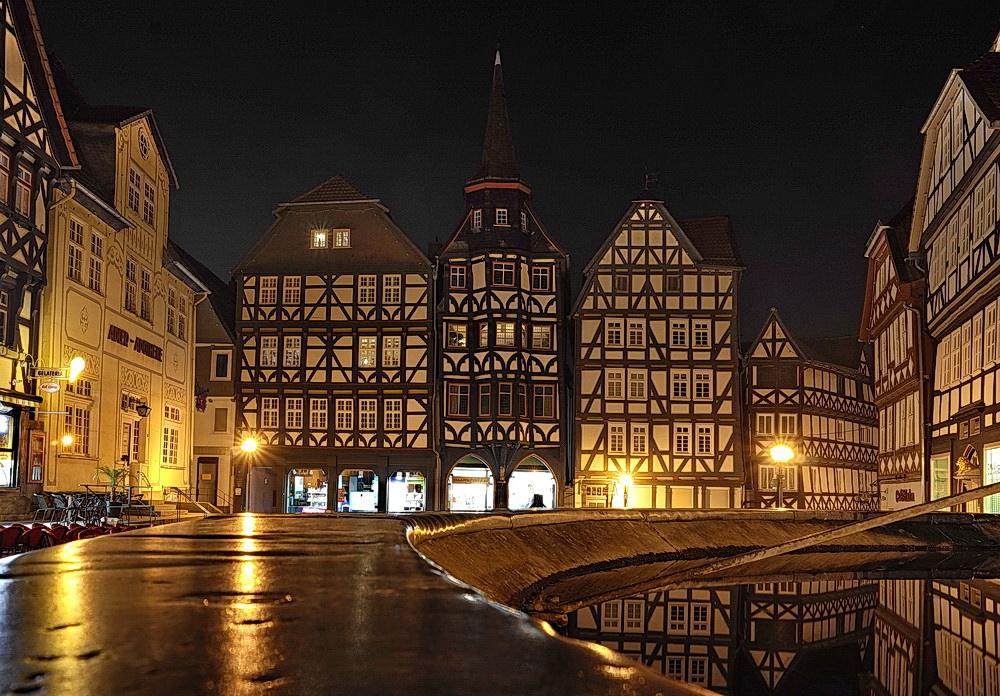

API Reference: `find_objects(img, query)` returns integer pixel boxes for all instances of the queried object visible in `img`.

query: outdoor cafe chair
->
[31,493,56,522]
[0,525,24,555]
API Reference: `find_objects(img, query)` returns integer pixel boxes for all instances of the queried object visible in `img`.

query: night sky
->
[32,2,1000,339]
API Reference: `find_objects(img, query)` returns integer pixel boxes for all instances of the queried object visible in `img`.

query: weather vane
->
[644,172,658,190]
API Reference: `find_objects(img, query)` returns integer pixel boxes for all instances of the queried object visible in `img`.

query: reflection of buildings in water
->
[746,580,877,692]
[566,580,878,693]
[929,579,1000,695]
[865,579,929,696]
[566,588,736,690]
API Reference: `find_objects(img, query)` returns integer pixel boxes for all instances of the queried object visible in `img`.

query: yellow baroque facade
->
[38,111,202,497]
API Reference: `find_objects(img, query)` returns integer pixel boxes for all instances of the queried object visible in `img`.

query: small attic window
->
[334,228,351,248]
[495,208,508,226]
[310,228,329,249]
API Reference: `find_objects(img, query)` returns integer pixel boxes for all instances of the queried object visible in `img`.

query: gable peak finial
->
[993,29,1000,53]
[495,47,501,66]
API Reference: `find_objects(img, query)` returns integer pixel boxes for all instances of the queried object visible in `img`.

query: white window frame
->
[335,399,354,430]
[259,276,277,305]
[261,397,279,429]
[608,423,625,454]
[495,208,508,225]
[631,423,648,454]
[383,336,401,367]
[334,228,351,248]
[285,398,303,429]
[210,350,231,380]
[670,320,688,347]
[283,336,301,367]
[359,399,377,431]
[383,275,401,304]
[627,320,645,348]
[605,370,624,400]
[358,336,377,368]
[674,425,691,454]
[310,399,328,430]
[260,336,278,367]
[385,399,402,431]
[605,319,623,347]
[310,228,329,249]
[627,369,646,400]
[282,276,301,305]
[358,275,377,304]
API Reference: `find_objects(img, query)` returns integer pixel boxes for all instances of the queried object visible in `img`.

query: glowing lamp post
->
[240,438,259,453]
[769,445,795,509]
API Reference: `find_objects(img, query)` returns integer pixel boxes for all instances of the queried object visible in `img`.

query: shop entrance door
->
[197,457,218,503]
[447,457,494,511]
[287,469,329,513]
[508,456,556,509]
[248,467,277,513]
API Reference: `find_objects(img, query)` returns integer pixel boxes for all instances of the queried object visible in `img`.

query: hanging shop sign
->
[32,368,65,379]
[107,324,163,362]
[38,381,60,394]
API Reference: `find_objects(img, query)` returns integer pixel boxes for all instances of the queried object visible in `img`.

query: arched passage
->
[446,455,495,511]
[508,455,556,509]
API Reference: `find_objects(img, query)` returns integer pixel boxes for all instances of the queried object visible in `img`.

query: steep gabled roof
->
[747,308,865,375]
[676,215,742,267]
[234,176,431,276]
[14,0,76,167]
[165,240,236,344]
[50,56,178,202]
[960,51,1000,123]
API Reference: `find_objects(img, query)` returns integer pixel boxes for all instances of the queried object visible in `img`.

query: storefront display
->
[448,462,494,511]
[508,459,556,509]
[338,469,378,512]
[287,468,328,513]
[387,471,425,512]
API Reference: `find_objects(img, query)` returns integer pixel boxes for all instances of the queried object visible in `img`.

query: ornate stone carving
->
[119,365,150,394]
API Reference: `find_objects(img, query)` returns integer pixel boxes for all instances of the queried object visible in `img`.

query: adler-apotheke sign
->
[107,324,164,362]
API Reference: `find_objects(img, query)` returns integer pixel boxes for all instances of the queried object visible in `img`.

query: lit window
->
[283,277,301,304]
[285,398,303,429]
[311,229,329,248]
[383,275,401,304]
[334,228,351,247]
[358,275,376,304]
[447,383,470,416]
[161,425,179,466]
[260,336,278,367]
[64,406,91,456]
[358,336,377,368]
[496,321,516,346]
[495,208,508,225]
[283,336,301,367]
[449,265,467,288]
[605,319,623,346]
[492,261,515,286]
[259,276,277,304]
[531,325,552,349]
[383,336,401,367]
[14,165,30,216]
[530,266,550,291]
[446,323,467,348]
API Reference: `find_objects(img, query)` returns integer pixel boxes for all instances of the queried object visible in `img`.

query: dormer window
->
[472,209,482,229]
[311,228,329,249]
[496,208,508,226]
[334,228,351,248]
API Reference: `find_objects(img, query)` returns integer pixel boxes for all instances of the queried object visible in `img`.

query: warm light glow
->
[68,356,86,383]
[770,445,794,463]
[619,474,633,487]
[61,434,73,446]
[240,438,258,453]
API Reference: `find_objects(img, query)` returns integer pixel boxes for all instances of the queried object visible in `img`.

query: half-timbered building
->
[0,0,75,518]
[566,587,737,690]
[40,63,204,502]
[573,195,744,509]
[930,580,1000,694]
[860,203,930,510]
[434,51,570,510]
[234,176,434,514]
[744,309,878,510]
[744,580,878,693]
[866,580,934,696]
[911,33,1000,512]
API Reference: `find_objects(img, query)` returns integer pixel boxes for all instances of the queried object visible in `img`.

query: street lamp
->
[241,438,259,453]
[769,444,795,509]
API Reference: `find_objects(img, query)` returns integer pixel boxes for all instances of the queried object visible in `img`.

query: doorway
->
[248,467,277,513]
[447,457,494,511]
[287,468,329,513]
[508,456,556,509]
[196,457,219,504]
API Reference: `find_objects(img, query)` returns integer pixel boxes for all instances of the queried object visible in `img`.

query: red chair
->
[0,525,23,555]
[48,525,69,543]
[22,527,57,551]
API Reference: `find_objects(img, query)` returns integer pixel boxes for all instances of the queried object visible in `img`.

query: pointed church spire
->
[466,47,527,190]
